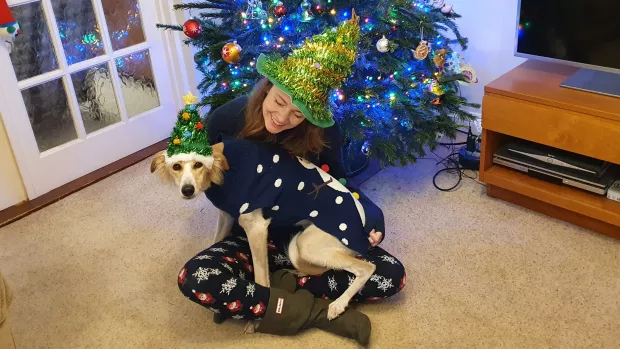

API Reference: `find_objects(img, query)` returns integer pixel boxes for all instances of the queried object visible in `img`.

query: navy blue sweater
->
[206,139,377,254]
[206,96,385,243]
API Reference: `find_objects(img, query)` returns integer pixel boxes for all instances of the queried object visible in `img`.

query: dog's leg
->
[238,209,271,288]
[296,226,376,320]
[213,209,234,244]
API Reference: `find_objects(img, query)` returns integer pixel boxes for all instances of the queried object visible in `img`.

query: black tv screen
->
[516,0,620,72]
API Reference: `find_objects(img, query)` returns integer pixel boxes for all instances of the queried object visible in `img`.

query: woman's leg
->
[178,235,271,320]
[271,246,406,302]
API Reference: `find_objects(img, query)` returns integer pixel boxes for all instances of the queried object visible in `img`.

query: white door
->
[0,0,177,199]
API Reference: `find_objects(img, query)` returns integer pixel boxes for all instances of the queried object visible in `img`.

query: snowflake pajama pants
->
[178,231,406,321]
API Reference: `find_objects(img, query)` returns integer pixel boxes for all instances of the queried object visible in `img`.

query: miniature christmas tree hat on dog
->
[165,92,213,166]
[0,0,21,40]
[256,9,360,128]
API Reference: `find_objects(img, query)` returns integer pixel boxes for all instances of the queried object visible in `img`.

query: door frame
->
[0,0,197,200]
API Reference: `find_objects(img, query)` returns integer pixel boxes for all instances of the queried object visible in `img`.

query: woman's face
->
[262,85,306,134]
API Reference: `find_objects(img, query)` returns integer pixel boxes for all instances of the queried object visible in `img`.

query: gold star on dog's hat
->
[256,9,360,128]
[165,92,214,166]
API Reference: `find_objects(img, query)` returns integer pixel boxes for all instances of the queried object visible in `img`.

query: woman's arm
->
[319,124,386,244]
[205,96,249,145]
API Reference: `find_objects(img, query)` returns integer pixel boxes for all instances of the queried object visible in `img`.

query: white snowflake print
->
[194,254,213,260]
[232,315,245,320]
[208,308,220,313]
[370,275,394,292]
[273,254,290,266]
[237,236,248,242]
[348,275,355,286]
[379,255,399,265]
[221,240,240,247]
[192,267,222,284]
[220,278,238,295]
[246,283,256,297]
[209,247,228,253]
[328,276,338,292]
[239,271,246,280]
[361,258,376,265]
[221,262,235,274]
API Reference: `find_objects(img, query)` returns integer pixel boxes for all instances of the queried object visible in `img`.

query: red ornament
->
[195,122,204,130]
[431,97,441,105]
[182,18,202,39]
[321,164,330,172]
[274,2,287,17]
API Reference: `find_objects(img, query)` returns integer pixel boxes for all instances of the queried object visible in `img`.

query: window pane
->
[101,0,145,51]
[21,79,77,152]
[71,64,122,134]
[116,50,160,117]
[51,0,104,65]
[9,1,59,81]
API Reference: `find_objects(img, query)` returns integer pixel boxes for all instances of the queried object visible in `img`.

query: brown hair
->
[238,78,327,159]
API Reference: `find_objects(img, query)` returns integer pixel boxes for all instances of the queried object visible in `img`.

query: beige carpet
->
[0,156,619,349]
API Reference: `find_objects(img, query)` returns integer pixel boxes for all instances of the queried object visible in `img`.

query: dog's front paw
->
[244,320,257,334]
[327,299,348,320]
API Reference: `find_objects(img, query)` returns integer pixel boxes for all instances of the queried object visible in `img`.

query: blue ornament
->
[187,104,197,111]
[183,130,192,139]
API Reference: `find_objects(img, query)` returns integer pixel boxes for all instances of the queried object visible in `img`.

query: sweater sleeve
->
[205,96,249,146]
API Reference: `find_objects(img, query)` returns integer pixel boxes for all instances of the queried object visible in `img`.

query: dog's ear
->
[150,151,166,174]
[212,143,229,171]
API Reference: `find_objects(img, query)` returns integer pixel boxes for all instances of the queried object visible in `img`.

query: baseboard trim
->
[0,139,168,229]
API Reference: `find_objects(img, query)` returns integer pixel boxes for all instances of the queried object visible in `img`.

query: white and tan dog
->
[151,142,376,321]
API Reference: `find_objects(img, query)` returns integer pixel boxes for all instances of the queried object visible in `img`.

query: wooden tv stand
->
[480,60,620,239]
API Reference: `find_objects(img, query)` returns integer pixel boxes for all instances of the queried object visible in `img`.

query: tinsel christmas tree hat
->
[256,9,360,128]
[165,92,214,167]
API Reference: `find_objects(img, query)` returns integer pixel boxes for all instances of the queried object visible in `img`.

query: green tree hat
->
[165,92,214,167]
[256,9,360,128]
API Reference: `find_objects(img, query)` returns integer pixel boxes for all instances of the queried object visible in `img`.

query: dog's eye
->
[172,164,182,171]
[194,162,203,169]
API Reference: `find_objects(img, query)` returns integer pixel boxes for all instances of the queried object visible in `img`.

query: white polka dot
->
[341,238,349,246]
[309,210,318,217]
[272,206,280,211]
[275,178,282,187]
[335,196,343,204]
[240,203,249,214]
[298,182,305,191]
[273,154,280,163]
[257,164,263,173]
[339,223,347,231]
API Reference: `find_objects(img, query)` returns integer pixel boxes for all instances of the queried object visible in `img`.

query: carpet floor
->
[1,156,618,349]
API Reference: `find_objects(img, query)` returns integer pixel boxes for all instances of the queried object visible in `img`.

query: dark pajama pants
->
[177,231,406,321]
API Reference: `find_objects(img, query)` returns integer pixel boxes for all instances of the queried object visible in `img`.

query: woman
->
[177,13,405,342]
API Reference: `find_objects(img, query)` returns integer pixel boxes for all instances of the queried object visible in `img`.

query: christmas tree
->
[158,0,480,168]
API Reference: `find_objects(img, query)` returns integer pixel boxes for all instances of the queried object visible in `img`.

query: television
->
[515,0,620,98]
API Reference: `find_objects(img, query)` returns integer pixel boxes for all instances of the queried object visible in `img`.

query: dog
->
[151,140,376,323]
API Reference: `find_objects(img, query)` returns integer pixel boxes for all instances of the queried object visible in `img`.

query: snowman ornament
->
[376,36,390,53]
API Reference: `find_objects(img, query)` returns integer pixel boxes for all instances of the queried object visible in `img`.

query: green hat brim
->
[256,54,335,128]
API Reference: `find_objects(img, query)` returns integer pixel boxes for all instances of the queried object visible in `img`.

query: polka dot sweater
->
[206,138,373,255]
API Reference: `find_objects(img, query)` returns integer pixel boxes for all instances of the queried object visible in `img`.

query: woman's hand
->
[368,229,383,247]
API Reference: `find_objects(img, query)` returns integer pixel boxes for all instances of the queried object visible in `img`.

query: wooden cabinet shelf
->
[480,61,620,238]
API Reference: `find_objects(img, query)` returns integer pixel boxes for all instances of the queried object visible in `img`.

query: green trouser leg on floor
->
[257,286,371,346]
[270,270,297,293]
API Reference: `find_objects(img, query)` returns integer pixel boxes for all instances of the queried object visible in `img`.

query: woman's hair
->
[238,77,327,159]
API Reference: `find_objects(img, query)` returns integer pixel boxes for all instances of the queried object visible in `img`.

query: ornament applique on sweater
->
[206,139,372,255]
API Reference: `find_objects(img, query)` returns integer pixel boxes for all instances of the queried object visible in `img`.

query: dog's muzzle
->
[182,184,195,198]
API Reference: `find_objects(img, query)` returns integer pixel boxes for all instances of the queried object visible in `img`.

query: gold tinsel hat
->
[256,9,360,128]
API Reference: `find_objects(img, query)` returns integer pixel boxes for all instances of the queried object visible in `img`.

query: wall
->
[452,0,526,118]
[0,113,27,210]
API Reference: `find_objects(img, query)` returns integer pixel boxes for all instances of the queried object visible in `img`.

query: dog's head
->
[150,143,229,199]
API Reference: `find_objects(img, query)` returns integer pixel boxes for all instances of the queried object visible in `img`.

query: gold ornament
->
[430,79,444,96]
[413,40,430,60]
[433,49,448,68]
[182,112,191,120]
[458,64,479,86]
[182,91,199,106]
[173,138,181,145]
[222,41,242,64]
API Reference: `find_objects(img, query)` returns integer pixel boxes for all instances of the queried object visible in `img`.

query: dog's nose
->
[182,185,195,197]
